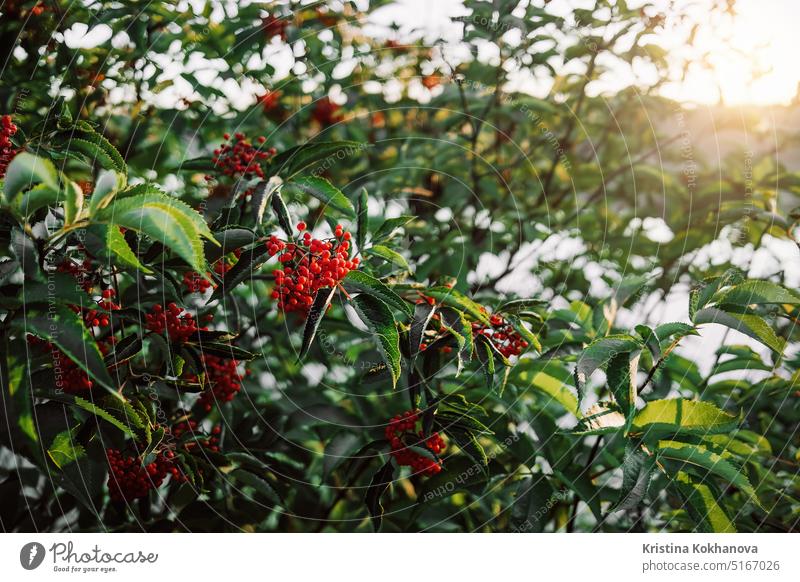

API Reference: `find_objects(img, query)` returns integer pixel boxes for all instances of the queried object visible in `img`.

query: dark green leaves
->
[17,305,115,393]
[573,334,642,408]
[356,188,368,251]
[288,176,355,217]
[365,459,395,531]
[271,140,364,178]
[342,270,412,316]
[3,152,59,201]
[300,287,338,359]
[350,294,401,387]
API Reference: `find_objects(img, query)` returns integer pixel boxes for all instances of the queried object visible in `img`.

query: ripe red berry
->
[384,409,446,477]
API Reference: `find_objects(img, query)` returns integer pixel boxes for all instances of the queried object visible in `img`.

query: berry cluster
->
[78,288,120,328]
[385,409,446,476]
[0,115,18,179]
[172,418,222,452]
[196,354,245,412]
[145,303,205,343]
[27,335,114,393]
[267,222,358,314]
[209,132,275,181]
[472,314,528,358]
[106,448,180,503]
[57,256,95,292]
[182,258,234,294]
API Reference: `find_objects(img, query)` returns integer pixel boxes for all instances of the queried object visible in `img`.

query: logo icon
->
[20,542,46,570]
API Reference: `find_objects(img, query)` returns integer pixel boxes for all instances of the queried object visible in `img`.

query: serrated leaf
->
[630,399,739,439]
[209,244,271,302]
[16,305,115,392]
[573,334,643,408]
[410,302,436,360]
[342,270,412,316]
[351,294,401,387]
[367,244,410,272]
[73,129,126,173]
[372,215,415,241]
[439,307,473,375]
[272,140,364,178]
[47,429,86,469]
[73,396,134,437]
[97,193,215,273]
[693,307,785,354]
[606,350,640,431]
[718,280,800,307]
[205,227,257,263]
[270,190,293,236]
[63,180,84,224]
[658,440,761,508]
[289,175,355,216]
[424,287,490,325]
[610,443,654,513]
[672,471,736,533]
[513,360,579,416]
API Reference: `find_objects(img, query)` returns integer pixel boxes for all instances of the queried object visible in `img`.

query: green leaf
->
[439,307,473,375]
[356,188,368,251]
[631,399,739,439]
[658,440,761,507]
[47,429,86,469]
[73,129,126,173]
[351,294,402,387]
[689,269,744,319]
[88,223,152,273]
[3,152,59,200]
[289,176,355,216]
[67,137,120,172]
[365,459,395,532]
[718,280,800,307]
[17,183,60,217]
[476,335,496,389]
[300,287,338,359]
[367,244,410,272]
[442,426,488,474]
[509,474,554,532]
[574,334,642,407]
[272,140,364,178]
[605,350,640,431]
[231,469,283,505]
[63,180,84,224]
[372,215,415,241]
[270,190,294,236]
[341,270,412,316]
[505,314,542,353]
[513,361,579,416]
[610,443,654,513]
[73,396,134,437]
[410,302,436,360]
[693,307,785,354]
[205,227,257,264]
[209,244,271,302]
[672,471,736,533]
[16,305,115,392]
[423,287,490,324]
[97,193,215,273]
[88,169,125,216]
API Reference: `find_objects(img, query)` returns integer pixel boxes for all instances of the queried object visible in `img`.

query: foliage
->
[0,0,798,533]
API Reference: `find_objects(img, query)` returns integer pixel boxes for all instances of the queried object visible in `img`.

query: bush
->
[0,0,798,533]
